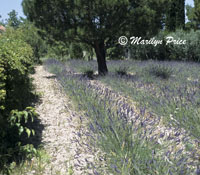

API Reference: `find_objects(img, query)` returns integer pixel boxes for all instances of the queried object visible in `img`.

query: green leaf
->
[32,129,35,136]
[16,123,20,127]
[26,128,31,137]
[19,126,24,135]
[23,111,29,123]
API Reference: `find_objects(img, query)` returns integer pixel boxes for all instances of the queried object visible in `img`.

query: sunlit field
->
[66,60,200,138]
[1,0,200,174]
[45,59,200,175]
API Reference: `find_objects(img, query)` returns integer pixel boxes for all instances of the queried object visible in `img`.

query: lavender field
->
[45,59,200,175]
[67,60,200,139]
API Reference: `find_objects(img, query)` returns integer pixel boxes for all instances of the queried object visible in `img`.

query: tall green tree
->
[0,15,5,26]
[7,10,21,28]
[166,0,177,31]
[69,42,83,59]
[194,0,200,29]
[185,4,196,30]
[22,0,166,75]
[18,20,47,62]
[176,0,185,29]
[166,0,185,31]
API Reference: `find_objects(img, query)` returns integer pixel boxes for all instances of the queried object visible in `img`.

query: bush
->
[130,30,200,62]
[69,42,83,59]
[0,29,38,173]
[80,67,94,79]
[19,22,47,63]
[130,31,170,60]
[167,30,200,61]
[146,65,173,79]
[107,44,125,60]
[46,40,69,61]
[81,43,94,61]
[115,66,129,76]
[0,30,33,112]
[4,26,46,64]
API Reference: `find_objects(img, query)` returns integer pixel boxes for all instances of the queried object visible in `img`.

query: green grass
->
[4,148,50,175]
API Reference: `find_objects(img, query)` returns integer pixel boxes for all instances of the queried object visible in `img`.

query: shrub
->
[167,30,200,62]
[107,44,125,60]
[0,32,33,112]
[147,65,173,79]
[115,66,129,76]
[18,22,47,63]
[46,40,69,61]
[81,67,94,79]
[81,43,94,61]
[3,26,46,64]
[69,42,83,59]
[130,31,170,60]
[0,29,38,173]
[130,30,200,62]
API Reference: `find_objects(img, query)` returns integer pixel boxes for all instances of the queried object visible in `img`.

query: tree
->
[176,0,185,29]
[166,0,177,31]
[107,44,125,60]
[7,10,21,28]
[69,42,83,59]
[166,0,185,31]
[18,20,47,62]
[185,5,196,30]
[47,40,69,60]
[81,43,94,61]
[22,0,167,75]
[194,0,200,29]
[0,15,5,26]
[186,1,200,30]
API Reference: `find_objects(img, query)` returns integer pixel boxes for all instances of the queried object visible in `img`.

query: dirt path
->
[31,66,95,175]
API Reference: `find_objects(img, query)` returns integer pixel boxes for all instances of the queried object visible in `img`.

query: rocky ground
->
[31,66,95,175]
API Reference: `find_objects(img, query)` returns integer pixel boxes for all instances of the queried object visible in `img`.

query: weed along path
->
[31,66,95,175]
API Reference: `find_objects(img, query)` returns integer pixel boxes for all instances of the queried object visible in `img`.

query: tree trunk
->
[94,40,108,75]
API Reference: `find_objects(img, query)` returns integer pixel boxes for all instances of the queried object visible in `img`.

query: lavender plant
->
[80,67,95,79]
[146,64,173,79]
[115,66,129,76]
[100,60,200,139]
[44,59,199,174]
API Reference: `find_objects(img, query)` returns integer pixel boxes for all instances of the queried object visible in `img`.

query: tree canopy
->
[22,0,167,74]
[194,0,200,29]
[7,10,22,29]
[166,0,185,31]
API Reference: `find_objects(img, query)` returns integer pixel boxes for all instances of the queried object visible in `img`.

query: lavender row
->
[44,59,200,174]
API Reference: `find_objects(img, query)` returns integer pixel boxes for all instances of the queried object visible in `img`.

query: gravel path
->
[31,66,95,175]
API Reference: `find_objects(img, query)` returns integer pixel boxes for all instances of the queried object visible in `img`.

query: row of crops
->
[0,29,38,174]
[45,59,200,175]
[66,59,200,140]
